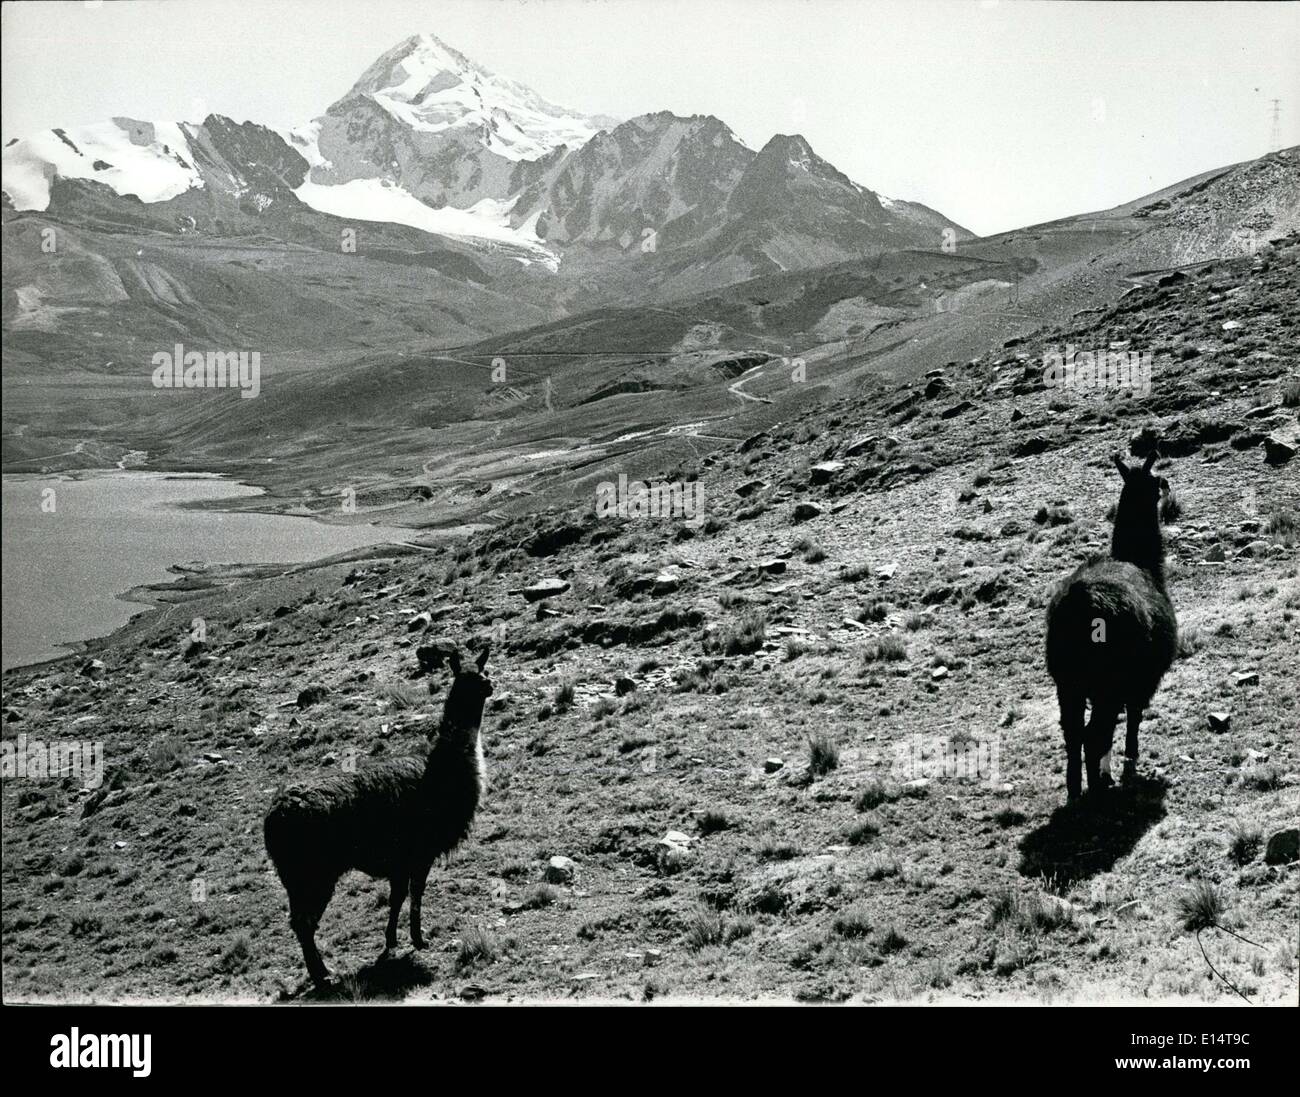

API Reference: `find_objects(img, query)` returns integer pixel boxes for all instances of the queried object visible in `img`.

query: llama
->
[264,646,492,985]
[1045,452,1177,799]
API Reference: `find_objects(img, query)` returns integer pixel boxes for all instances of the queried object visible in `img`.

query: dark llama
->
[264,646,492,985]
[1045,452,1178,800]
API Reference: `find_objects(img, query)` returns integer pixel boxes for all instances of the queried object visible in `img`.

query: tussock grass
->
[807,733,840,775]
[699,809,731,835]
[456,925,498,969]
[551,679,576,710]
[685,908,753,950]
[1177,881,1224,931]
[703,611,767,656]
[855,780,891,811]
[863,633,907,662]
[832,906,873,938]
[1227,820,1262,866]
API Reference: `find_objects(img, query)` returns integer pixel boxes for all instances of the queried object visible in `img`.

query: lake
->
[2,471,411,670]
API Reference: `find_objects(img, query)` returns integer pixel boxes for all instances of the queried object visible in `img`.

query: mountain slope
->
[2,232,1296,1004]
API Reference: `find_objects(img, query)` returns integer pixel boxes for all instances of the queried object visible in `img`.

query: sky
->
[2,0,1297,236]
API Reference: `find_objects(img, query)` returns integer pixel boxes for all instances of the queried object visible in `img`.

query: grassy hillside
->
[3,234,1296,1003]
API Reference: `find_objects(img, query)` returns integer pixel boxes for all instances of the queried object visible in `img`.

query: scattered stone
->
[182,640,206,660]
[810,461,845,485]
[614,676,637,697]
[792,501,823,523]
[416,639,458,673]
[1264,828,1299,865]
[941,400,974,420]
[844,435,878,457]
[931,666,949,680]
[296,683,331,709]
[1236,540,1271,558]
[521,578,570,603]
[545,855,577,884]
[757,558,787,576]
[1263,433,1296,466]
[735,479,766,498]
[79,659,106,678]
[764,758,785,773]
[1233,670,1259,687]
[407,611,432,632]
[1207,711,1231,732]
[1204,544,1226,562]
[1220,320,1243,331]
[887,391,922,415]
[652,571,681,596]
[1013,435,1053,457]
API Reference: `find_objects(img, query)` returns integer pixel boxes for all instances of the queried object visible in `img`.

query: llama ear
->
[1142,450,1158,474]
[448,651,462,677]
[475,645,490,672]
[1112,453,1130,480]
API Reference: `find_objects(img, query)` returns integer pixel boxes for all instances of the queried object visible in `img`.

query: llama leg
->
[1122,704,1143,784]
[409,862,433,949]
[1085,704,1119,793]
[1057,685,1086,800]
[289,880,335,985]
[384,875,409,952]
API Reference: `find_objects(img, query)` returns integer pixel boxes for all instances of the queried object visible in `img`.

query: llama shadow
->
[280,950,436,1003]
[1017,775,1168,887]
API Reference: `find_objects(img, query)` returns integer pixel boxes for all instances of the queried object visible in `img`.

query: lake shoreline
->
[1,470,432,672]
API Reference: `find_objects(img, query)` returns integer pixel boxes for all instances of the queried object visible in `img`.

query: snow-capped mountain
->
[283,33,617,262]
[2,31,973,280]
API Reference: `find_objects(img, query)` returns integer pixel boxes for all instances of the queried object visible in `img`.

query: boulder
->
[1264,828,1299,865]
[521,578,570,603]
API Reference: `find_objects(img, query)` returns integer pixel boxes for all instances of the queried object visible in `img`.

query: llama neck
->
[426,706,486,790]
[1112,500,1165,588]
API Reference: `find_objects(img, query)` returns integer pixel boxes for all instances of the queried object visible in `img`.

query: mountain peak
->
[330,33,615,163]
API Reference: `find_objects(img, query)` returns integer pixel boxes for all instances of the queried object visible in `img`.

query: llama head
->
[1112,450,1168,511]
[440,646,493,734]
[1111,450,1169,580]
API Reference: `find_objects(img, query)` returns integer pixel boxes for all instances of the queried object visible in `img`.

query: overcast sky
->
[2,0,1296,235]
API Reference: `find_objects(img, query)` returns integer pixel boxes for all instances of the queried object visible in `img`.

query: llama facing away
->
[1045,452,1178,800]
[264,646,492,985]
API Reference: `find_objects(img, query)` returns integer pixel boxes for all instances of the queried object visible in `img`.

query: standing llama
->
[1045,452,1177,799]
[264,646,492,985]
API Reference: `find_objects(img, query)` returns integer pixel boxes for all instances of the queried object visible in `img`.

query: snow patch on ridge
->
[2,119,202,211]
